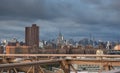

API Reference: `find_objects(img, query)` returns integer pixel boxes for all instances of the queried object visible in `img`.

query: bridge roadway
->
[0,59,61,69]
[0,58,120,73]
[0,54,120,73]
[68,58,120,66]
[1,58,120,68]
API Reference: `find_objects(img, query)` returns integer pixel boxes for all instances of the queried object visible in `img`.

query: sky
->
[0,0,120,41]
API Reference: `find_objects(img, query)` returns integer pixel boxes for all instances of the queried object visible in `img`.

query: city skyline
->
[0,0,120,41]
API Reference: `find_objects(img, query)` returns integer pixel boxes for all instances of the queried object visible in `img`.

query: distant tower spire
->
[59,32,62,38]
[57,31,64,45]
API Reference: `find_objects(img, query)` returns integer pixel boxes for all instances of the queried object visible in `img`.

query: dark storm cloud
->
[0,0,47,20]
[0,0,67,20]
[0,0,120,41]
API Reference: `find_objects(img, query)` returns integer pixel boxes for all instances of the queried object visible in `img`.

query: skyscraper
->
[25,24,39,47]
[57,32,64,45]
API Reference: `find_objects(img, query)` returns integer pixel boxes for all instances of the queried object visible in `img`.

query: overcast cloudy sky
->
[0,0,120,41]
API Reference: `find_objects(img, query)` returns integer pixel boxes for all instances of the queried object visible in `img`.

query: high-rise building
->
[25,24,39,47]
[57,32,64,45]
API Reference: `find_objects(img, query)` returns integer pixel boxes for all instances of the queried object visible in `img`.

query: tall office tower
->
[25,24,39,48]
[57,32,64,45]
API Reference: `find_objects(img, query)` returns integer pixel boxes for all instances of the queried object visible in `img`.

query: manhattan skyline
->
[0,0,120,41]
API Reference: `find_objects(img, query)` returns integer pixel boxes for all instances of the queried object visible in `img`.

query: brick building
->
[6,43,31,54]
[25,24,39,48]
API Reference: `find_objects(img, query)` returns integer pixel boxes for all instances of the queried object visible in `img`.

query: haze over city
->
[0,0,120,41]
[1,1,120,73]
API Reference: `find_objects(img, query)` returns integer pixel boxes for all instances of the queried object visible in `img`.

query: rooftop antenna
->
[89,33,92,41]
[93,36,95,46]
